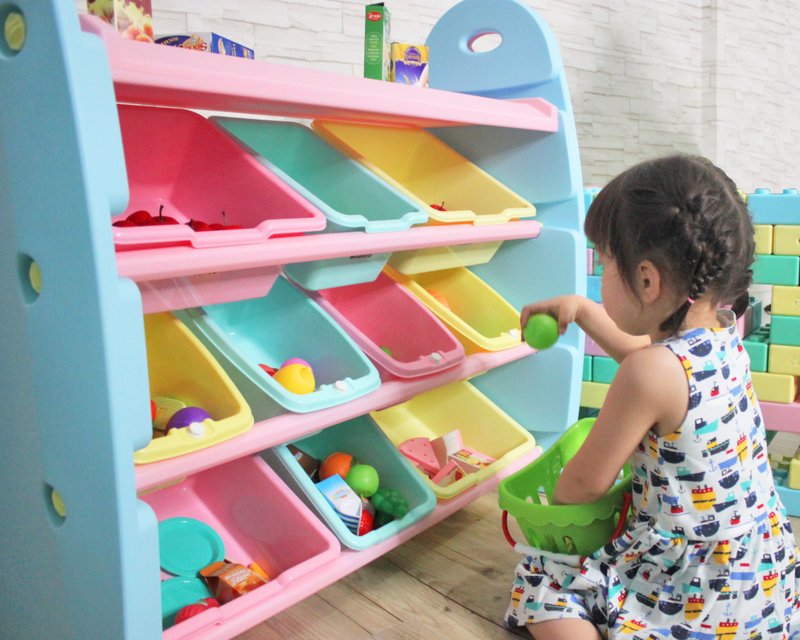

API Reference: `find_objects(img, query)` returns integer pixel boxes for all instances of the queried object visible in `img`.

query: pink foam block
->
[430,459,463,486]
[398,437,440,476]
[584,333,608,357]
[587,249,594,276]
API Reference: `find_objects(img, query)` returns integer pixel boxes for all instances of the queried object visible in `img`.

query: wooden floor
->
[239,432,800,640]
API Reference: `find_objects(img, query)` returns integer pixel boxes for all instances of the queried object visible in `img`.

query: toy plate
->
[159,517,225,577]
[160,576,213,627]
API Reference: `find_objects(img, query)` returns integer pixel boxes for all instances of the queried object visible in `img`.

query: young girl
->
[505,155,800,639]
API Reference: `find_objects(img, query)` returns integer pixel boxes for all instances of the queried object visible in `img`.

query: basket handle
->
[501,510,516,547]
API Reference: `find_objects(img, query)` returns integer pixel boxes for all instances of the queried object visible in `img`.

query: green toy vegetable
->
[370,488,409,524]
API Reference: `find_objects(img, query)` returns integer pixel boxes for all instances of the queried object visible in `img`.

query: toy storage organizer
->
[1,2,585,640]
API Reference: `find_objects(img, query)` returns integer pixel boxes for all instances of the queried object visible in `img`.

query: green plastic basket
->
[498,418,632,556]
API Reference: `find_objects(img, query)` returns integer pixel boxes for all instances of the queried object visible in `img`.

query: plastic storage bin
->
[303,271,465,379]
[140,455,340,632]
[112,105,326,250]
[263,414,437,550]
[179,276,381,415]
[498,418,632,556]
[385,265,521,354]
[370,380,536,499]
[135,313,254,464]
[312,120,537,274]
[212,117,426,290]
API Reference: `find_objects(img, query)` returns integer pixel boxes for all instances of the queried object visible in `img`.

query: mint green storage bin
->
[179,277,381,415]
[263,415,437,551]
[212,118,428,290]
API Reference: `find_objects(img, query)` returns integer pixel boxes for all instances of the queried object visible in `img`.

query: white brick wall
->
[74,0,800,190]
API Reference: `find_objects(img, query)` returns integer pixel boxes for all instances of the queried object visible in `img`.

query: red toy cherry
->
[358,509,374,536]
[126,210,153,225]
[208,223,227,231]
[258,363,278,376]
[188,219,211,232]
[150,399,157,421]
[430,202,447,211]
[149,204,180,225]
[113,219,137,227]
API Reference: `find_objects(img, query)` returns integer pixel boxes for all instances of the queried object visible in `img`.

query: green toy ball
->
[345,464,380,498]
[523,313,559,350]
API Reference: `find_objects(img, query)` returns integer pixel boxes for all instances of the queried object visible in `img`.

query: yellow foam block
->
[769,344,800,376]
[774,225,800,256]
[751,371,799,404]
[754,224,774,255]
[772,286,800,316]
[790,456,800,490]
[581,381,610,408]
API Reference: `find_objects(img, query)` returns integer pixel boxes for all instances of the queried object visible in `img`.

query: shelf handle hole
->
[18,253,41,302]
[45,484,67,526]
[467,31,502,53]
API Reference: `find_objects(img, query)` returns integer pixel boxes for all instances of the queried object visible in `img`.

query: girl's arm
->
[552,345,688,505]
[520,295,649,363]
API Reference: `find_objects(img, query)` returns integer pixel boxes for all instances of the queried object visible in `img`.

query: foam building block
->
[398,437,440,476]
[587,275,602,303]
[584,332,609,357]
[593,356,620,384]
[752,255,800,286]
[774,225,800,256]
[772,286,800,316]
[748,188,800,225]
[751,371,799,404]
[581,381,610,409]
[430,459,462,486]
[583,355,593,381]
[449,447,495,474]
[587,249,594,276]
[769,345,800,376]
[743,338,769,372]
[771,316,800,347]
[754,224,774,255]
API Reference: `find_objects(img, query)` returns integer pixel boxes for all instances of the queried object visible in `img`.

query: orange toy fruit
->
[319,452,354,481]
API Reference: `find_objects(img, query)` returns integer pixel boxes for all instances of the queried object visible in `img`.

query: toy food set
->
[263,415,436,550]
[398,429,495,487]
[87,0,154,42]
[371,380,536,499]
[143,456,340,629]
[364,2,391,80]
[200,561,267,603]
[156,33,254,59]
[112,105,326,251]
[135,313,253,464]
[391,43,429,86]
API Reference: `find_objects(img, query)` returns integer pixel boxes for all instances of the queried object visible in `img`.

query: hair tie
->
[687,297,696,305]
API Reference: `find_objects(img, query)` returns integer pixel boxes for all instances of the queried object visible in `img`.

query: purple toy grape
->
[166,406,211,432]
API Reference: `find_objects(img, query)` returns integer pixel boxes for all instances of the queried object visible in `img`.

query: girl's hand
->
[520,295,586,339]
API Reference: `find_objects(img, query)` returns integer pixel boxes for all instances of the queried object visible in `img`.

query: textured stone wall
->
[74,0,800,190]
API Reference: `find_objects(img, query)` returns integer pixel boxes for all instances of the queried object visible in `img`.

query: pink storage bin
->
[113,105,326,249]
[301,271,466,379]
[141,455,340,636]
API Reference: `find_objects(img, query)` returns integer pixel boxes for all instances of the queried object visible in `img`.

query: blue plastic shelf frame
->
[0,2,160,639]
[426,0,586,434]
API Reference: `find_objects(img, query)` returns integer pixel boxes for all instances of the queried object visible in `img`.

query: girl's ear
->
[637,260,662,303]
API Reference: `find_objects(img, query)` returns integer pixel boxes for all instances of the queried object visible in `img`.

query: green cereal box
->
[364,3,391,80]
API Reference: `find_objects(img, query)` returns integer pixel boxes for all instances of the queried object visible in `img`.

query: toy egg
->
[346,463,380,498]
[273,363,315,394]
[165,406,211,432]
[282,357,311,368]
[319,452,354,481]
[523,313,559,350]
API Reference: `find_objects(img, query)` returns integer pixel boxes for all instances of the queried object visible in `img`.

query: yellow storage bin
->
[135,313,254,464]
[312,121,536,225]
[385,265,521,354]
[371,380,536,499]
[312,120,536,274]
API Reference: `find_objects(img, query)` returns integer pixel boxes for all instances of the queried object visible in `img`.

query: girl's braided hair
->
[585,154,755,334]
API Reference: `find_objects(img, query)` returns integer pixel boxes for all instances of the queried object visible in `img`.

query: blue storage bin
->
[263,414,437,550]
[180,276,381,414]
[212,118,428,290]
